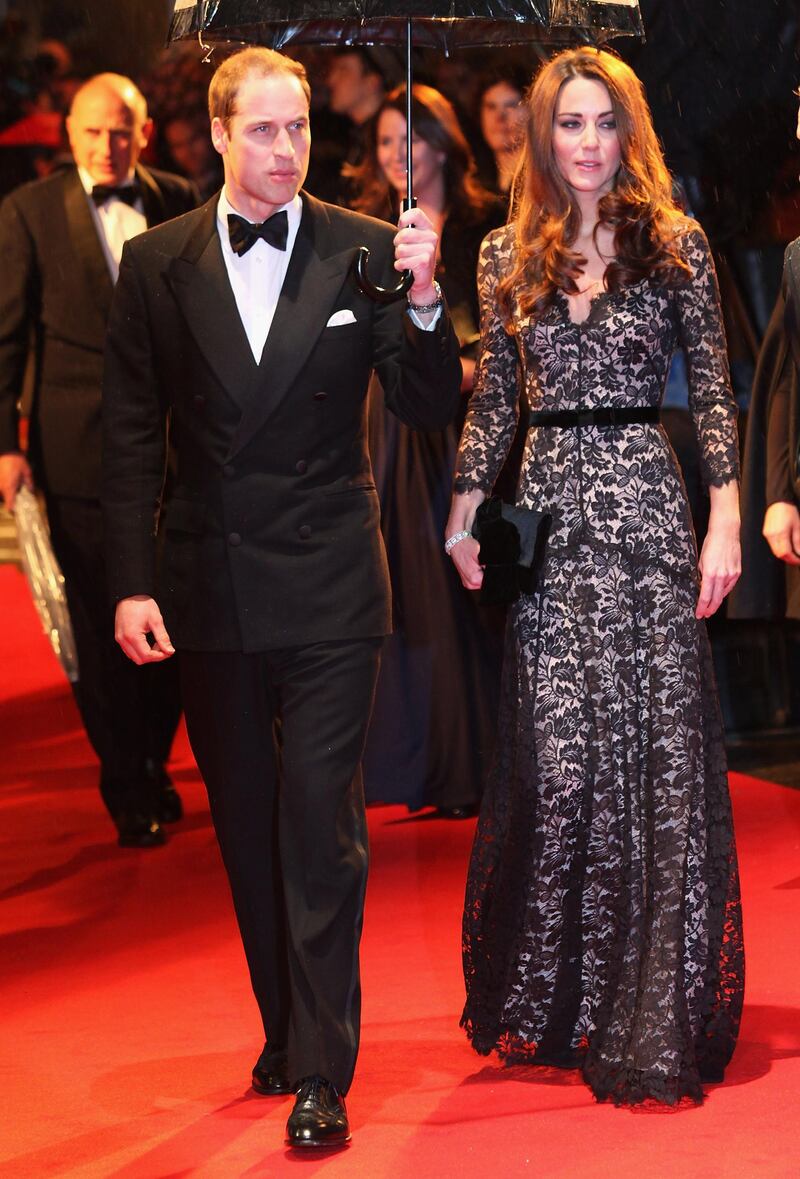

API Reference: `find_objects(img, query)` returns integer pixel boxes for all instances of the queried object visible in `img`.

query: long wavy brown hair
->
[345,83,495,225]
[498,47,690,325]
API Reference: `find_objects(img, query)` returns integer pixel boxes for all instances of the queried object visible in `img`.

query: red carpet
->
[1,562,799,1178]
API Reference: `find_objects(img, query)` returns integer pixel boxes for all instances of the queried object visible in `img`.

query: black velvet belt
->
[528,406,660,428]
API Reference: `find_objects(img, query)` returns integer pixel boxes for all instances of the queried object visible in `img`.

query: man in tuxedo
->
[734,238,800,619]
[103,48,461,1148]
[0,73,197,847]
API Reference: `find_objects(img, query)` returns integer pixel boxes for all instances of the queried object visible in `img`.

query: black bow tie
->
[227,210,288,256]
[91,183,140,206]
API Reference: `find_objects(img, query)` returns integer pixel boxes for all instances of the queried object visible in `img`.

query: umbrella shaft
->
[406,17,413,207]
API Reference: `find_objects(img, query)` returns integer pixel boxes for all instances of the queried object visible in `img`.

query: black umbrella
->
[169,1,644,300]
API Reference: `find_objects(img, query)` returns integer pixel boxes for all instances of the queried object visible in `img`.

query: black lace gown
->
[454,221,744,1106]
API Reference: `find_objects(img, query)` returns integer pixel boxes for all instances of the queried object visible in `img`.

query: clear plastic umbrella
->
[13,486,79,682]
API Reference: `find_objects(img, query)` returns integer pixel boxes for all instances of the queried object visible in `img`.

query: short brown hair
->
[208,47,310,128]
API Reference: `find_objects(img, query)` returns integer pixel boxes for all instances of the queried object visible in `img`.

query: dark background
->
[3,1,799,253]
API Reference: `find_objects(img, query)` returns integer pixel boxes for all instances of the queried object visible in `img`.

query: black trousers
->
[179,638,381,1094]
[45,494,182,815]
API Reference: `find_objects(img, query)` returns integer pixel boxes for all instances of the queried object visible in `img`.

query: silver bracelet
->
[408,280,443,314]
[444,529,471,555]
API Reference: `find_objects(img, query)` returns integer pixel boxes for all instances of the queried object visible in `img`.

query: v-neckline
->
[558,285,612,327]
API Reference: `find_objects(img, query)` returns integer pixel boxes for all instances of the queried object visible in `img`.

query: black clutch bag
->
[471,497,552,605]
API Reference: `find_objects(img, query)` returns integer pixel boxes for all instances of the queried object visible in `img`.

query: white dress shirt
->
[217,188,441,364]
[217,187,302,364]
[78,166,146,282]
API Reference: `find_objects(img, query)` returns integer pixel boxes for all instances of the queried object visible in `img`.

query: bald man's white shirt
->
[78,165,146,281]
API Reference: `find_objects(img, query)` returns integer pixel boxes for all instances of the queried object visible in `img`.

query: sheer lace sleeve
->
[453,227,520,495]
[674,222,740,488]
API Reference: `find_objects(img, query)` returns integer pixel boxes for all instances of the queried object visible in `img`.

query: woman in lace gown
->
[445,48,744,1106]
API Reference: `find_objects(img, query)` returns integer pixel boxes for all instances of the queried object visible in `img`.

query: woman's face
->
[552,76,621,198]
[480,81,526,155]
[376,107,446,198]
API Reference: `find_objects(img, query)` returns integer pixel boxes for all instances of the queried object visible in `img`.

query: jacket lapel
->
[62,167,115,319]
[785,241,800,371]
[137,163,168,227]
[227,192,356,457]
[165,196,257,411]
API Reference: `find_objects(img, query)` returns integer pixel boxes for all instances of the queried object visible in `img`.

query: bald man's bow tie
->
[91,183,141,206]
[227,210,289,256]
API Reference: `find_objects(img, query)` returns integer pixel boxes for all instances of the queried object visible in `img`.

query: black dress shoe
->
[252,1045,292,1096]
[435,804,478,819]
[145,762,184,824]
[286,1076,350,1148]
[154,780,183,824]
[114,810,166,848]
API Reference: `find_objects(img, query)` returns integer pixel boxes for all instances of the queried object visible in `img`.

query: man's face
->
[480,81,526,155]
[212,72,310,217]
[67,84,149,185]
[327,54,372,117]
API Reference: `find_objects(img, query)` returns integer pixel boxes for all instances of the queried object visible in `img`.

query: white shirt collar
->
[77,166,138,194]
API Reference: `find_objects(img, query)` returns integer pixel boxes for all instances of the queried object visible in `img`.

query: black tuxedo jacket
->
[102,191,462,651]
[731,238,800,619]
[0,164,198,498]
[781,239,800,501]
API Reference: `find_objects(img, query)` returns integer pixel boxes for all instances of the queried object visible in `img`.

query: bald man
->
[0,74,198,847]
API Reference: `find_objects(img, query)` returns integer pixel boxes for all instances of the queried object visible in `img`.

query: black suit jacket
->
[102,191,463,651]
[732,238,800,619]
[0,164,198,498]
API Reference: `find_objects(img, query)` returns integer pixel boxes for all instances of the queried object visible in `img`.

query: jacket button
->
[295,459,308,474]
[313,390,327,401]
[228,532,242,547]
[298,525,312,540]
[193,394,206,409]
[223,463,235,478]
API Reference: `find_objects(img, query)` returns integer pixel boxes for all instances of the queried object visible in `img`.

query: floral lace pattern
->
[457,222,744,1106]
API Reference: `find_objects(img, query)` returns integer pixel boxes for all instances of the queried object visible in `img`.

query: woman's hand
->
[449,535,484,590]
[696,482,741,619]
[446,488,486,590]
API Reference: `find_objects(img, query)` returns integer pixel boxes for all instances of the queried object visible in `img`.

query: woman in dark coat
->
[347,84,510,814]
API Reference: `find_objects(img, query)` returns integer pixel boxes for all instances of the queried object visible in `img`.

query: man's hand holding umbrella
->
[394,203,440,320]
[0,452,34,512]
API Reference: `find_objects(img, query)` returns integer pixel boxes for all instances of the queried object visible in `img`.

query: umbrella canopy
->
[168,1,644,51]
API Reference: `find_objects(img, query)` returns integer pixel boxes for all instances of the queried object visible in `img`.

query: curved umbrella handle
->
[352,247,414,304]
[353,190,418,304]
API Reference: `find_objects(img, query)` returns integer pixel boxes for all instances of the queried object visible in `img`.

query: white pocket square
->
[326,309,357,327]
